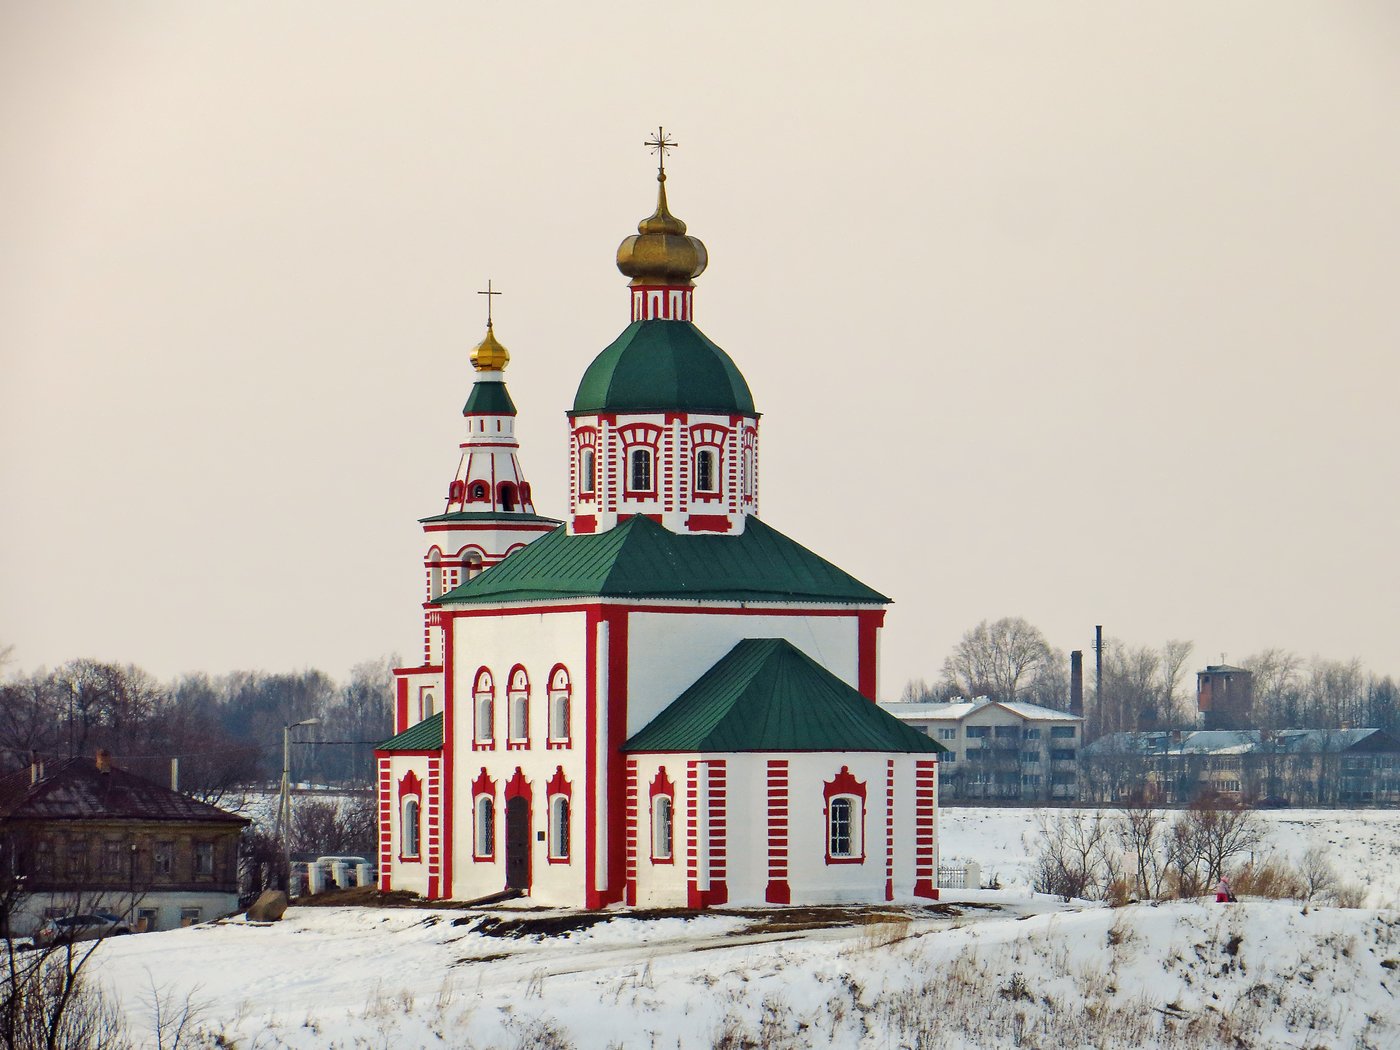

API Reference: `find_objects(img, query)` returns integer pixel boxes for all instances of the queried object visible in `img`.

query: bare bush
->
[1231,859,1306,900]
[1298,847,1338,903]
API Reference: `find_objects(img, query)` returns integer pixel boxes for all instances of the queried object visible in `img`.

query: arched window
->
[498,482,517,512]
[823,766,867,865]
[652,795,673,861]
[549,796,570,860]
[465,551,484,580]
[580,449,595,494]
[695,449,717,492]
[402,798,420,858]
[629,448,652,492]
[473,669,494,745]
[469,482,488,502]
[420,688,436,720]
[828,797,857,859]
[427,550,443,600]
[548,666,571,745]
[508,666,529,744]
[475,796,495,858]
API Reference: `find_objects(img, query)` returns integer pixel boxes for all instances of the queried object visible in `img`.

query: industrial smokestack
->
[1069,650,1084,717]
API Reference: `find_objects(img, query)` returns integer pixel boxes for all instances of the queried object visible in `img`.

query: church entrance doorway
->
[505,796,531,891]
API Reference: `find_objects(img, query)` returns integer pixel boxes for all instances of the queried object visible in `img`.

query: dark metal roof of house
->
[0,759,250,825]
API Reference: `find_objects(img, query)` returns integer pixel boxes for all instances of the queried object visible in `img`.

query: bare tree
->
[1112,803,1168,900]
[1160,640,1195,725]
[1031,809,1116,901]
[1177,794,1264,886]
[942,618,1054,705]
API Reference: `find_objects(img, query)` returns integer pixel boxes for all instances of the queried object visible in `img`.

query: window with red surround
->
[823,766,868,865]
[547,767,572,864]
[472,768,497,860]
[472,667,495,749]
[649,767,675,864]
[507,665,530,748]
[398,770,422,862]
[620,424,662,498]
[575,428,597,500]
[688,424,729,502]
[547,664,571,748]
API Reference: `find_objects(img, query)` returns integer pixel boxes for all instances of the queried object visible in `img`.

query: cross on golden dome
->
[645,126,677,180]
[477,279,501,327]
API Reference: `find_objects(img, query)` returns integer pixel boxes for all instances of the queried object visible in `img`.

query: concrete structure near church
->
[375,136,944,909]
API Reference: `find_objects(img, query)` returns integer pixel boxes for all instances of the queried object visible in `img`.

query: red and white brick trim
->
[913,759,938,900]
[765,759,790,904]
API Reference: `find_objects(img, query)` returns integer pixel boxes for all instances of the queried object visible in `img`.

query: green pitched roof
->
[624,639,946,753]
[436,515,889,606]
[462,380,517,416]
[376,712,443,752]
[571,320,756,416]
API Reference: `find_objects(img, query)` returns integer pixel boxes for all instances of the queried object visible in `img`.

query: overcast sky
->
[2,2,1397,696]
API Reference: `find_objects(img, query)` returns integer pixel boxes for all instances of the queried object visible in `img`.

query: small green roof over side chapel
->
[572,320,756,416]
[435,514,889,605]
[376,712,444,752]
[624,638,946,754]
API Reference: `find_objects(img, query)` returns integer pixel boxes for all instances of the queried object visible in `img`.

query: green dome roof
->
[571,320,755,416]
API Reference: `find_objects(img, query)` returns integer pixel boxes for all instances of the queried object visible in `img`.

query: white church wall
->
[624,611,859,735]
[785,752,894,905]
[629,754,689,908]
[384,753,433,898]
[448,609,590,905]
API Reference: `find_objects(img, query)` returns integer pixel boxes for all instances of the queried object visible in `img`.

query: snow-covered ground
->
[82,806,1400,1048]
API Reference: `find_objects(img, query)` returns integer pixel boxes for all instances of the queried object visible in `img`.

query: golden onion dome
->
[469,321,510,371]
[616,173,708,287]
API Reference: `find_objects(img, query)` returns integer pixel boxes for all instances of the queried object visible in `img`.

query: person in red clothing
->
[1216,875,1233,903]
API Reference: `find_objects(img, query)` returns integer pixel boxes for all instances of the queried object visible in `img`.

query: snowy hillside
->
[78,806,1400,1048]
[92,897,1398,1049]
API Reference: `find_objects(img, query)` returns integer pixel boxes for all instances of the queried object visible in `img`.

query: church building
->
[375,135,943,909]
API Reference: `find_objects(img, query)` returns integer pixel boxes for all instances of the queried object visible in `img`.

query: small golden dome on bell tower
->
[470,321,510,372]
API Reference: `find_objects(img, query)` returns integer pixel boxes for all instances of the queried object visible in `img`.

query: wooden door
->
[505,796,530,891]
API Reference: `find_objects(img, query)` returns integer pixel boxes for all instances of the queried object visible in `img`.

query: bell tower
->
[392,290,559,732]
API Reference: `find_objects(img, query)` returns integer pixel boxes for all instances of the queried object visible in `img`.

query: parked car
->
[34,912,132,947]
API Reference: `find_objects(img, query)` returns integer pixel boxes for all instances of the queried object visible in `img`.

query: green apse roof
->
[435,515,889,606]
[377,712,444,752]
[624,639,946,753]
[572,320,756,416]
[462,380,517,416]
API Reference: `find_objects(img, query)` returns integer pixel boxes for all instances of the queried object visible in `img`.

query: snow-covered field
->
[83,806,1400,1049]
[939,806,1400,908]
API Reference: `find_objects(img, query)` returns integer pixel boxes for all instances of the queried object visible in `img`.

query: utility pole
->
[279,718,320,892]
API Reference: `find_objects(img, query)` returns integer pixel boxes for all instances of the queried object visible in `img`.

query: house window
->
[995,725,1019,739]
[549,797,570,861]
[66,838,88,877]
[153,841,174,877]
[1024,727,1042,740]
[1051,749,1076,761]
[402,798,421,858]
[966,726,989,738]
[1051,725,1076,739]
[508,666,529,744]
[629,448,653,492]
[942,752,956,763]
[195,842,214,877]
[179,908,201,927]
[938,728,957,741]
[475,796,495,858]
[474,669,494,745]
[580,449,595,494]
[1022,751,1040,764]
[34,840,53,876]
[695,449,717,492]
[548,666,570,745]
[829,798,858,858]
[652,795,673,861]
[103,840,123,875]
